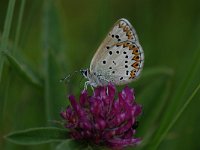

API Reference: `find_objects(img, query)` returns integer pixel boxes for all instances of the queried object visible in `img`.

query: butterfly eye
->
[81,69,88,78]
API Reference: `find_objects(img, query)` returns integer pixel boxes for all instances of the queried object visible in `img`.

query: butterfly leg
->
[90,86,94,93]
[84,81,95,93]
[84,81,90,90]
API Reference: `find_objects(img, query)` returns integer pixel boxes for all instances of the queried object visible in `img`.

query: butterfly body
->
[82,18,144,88]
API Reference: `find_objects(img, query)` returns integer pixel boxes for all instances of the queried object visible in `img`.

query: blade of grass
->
[0,0,16,81]
[43,0,66,122]
[151,82,200,150]
[0,65,11,128]
[13,0,26,53]
[2,50,43,88]
[0,0,16,128]
[136,79,172,149]
[42,2,68,150]
[149,46,200,149]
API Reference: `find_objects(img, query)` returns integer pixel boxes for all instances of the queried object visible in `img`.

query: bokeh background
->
[0,0,200,150]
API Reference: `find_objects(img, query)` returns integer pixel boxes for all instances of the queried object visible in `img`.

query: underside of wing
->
[90,18,140,71]
[92,41,144,85]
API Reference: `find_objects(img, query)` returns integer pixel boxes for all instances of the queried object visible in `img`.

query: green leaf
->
[13,0,26,52]
[2,50,43,88]
[5,127,69,145]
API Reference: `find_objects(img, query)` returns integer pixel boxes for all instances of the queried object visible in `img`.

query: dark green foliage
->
[0,0,200,150]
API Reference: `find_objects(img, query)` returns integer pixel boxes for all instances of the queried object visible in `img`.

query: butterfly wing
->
[90,18,144,85]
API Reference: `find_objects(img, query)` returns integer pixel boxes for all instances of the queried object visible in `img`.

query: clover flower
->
[61,84,142,149]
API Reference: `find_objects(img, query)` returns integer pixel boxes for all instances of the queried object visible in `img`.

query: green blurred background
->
[0,0,200,150]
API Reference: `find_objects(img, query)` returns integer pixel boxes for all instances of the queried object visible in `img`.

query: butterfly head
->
[80,69,89,79]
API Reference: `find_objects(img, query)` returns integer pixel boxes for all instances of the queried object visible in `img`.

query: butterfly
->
[81,18,144,89]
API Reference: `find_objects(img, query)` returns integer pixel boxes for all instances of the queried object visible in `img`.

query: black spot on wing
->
[113,61,116,65]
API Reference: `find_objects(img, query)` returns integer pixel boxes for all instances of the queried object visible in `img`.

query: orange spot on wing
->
[124,42,130,47]
[128,44,135,49]
[123,26,130,32]
[116,43,123,47]
[129,70,136,79]
[132,47,140,55]
[132,62,140,69]
[132,55,140,61]
[119,23,124,28]
[127,31,133,40]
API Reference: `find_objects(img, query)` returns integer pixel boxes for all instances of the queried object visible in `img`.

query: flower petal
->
[61,84,142,149]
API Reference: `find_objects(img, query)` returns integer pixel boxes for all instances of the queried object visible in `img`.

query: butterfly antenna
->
[60,71,79,83]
